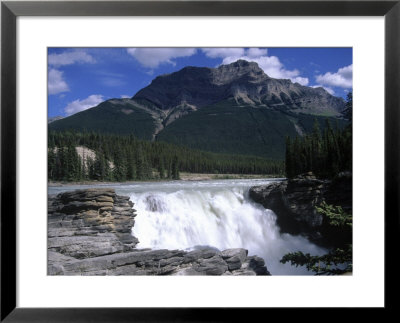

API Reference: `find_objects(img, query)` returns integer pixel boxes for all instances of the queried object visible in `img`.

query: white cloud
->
[64,94,104,116]
[127,47,309,85]
[290,76,309,86]
[202,48,245,59]
[324,87,335,95]
[120,94,131,98]
[311,85,335,95]
[216,49,310,86]
[48,50,95,67]
[127,48,197,68]
[246,48,268,58]
[316,64,353,88]
[48,68,69,95]
[48,50,96,95]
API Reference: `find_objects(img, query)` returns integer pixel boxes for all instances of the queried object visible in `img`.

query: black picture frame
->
[1,0,398,321]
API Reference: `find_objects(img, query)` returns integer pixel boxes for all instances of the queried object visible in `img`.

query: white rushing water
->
[49,179,326,275]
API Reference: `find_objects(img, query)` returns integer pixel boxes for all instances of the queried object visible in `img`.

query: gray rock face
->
[48,189,270,276]
[133,60,345,116]
[221,248,248,271]
[48,188,139,261]
[249,172,352,245]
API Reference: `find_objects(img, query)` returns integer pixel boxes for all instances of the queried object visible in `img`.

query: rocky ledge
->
[249,172,352,246]
[48,188,270,276]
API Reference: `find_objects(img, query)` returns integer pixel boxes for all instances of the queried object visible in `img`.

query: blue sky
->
[48,47,352,118]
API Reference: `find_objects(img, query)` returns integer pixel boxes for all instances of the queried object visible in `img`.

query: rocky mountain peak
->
[132,59,345,115]
[212,59,269,85]
[218,59,263,73]
[132,59,272,110]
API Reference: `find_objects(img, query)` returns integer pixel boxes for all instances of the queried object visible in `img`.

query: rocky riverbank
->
[48,188,270,275]
[249,172,352,246]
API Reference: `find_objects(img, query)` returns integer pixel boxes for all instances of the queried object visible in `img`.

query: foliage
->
[285,93,352,179]
[315,201,352,228]
[280,246,352,275]
[48,145,82,181]
[48,130,285,182]
[343,92,353,122]
[280,202,352,275]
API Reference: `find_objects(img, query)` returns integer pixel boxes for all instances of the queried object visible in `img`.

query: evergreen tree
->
[171,156,180,180]
[93,150,109,180]
[167,158,172,179]
[113,150,127,182]
[86,156,95,180]
[343,92,353,122]
[54,148,62,180]
[60,145,80,181]
[81,155,87,180]
[48,148,57,180]
[281,202,352,275]
[48,130,286,182]
[284,115,351,179]
[135,146,146,180]
[126,149,136,180]
[158,157,166,179]
[311,119,322,173]
[285,136,294,178]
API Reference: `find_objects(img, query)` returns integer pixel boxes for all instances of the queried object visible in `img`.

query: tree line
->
[285,93,352,179]
[48,131,284,182]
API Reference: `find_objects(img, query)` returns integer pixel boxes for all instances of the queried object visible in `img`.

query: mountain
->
[134,60,344,116]
[49,60,347,159]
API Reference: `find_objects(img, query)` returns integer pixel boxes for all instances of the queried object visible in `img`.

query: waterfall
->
[130,181,326,275]
[48,179,327,275]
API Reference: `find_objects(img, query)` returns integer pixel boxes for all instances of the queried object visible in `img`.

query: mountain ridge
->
[49,60,348,159]
[133,59,345,115]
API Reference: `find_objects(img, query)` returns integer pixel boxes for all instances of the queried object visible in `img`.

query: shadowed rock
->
[249,172,352,246]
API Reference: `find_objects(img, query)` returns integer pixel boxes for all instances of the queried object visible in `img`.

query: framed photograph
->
[1,0,398,320]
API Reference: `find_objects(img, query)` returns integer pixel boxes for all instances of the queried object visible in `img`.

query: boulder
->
[247,256,270,275]
[194,255,229,275]
[221,248,248,270]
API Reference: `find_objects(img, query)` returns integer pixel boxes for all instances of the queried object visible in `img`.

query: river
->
[48,178,326,275]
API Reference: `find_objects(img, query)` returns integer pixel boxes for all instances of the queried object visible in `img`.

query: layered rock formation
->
[48,188,270,276]
[249,172,352,246]
[134,60,345,116]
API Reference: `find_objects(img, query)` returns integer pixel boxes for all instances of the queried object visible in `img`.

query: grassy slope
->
[49,100,157,140]
[156,100,347,159]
